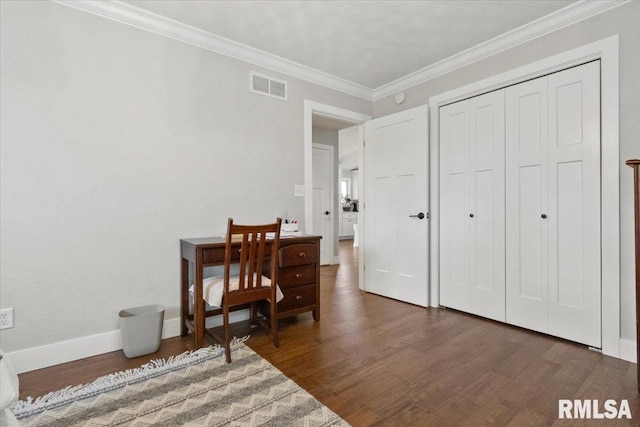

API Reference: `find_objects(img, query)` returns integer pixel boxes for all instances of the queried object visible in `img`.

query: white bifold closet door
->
[440,90,506,322]
[506,61,601,348]
[440,61,601,348]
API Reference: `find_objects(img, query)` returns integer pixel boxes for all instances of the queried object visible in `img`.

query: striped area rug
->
[14,339,349,426]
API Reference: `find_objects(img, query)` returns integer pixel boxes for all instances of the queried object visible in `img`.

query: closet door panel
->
[506,77,549,332]
[468,90,506,322]
[547,61,601,347]
[440,61,601,348]
[440,100,470,311]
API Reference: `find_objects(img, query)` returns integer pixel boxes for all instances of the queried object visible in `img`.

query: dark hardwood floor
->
[19,240,639,426]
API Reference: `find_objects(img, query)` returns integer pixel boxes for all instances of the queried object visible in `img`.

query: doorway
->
[304,101,370,281]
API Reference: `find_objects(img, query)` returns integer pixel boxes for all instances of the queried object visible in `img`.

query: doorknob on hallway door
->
[409,212,426,220]
[324,211,330,215]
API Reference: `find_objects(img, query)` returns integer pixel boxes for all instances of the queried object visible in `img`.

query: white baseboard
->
[619,338,637,363]
[7,315,636,373]
[5,310,250,374]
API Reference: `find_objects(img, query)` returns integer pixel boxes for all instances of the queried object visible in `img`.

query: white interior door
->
[439,100,470,312]
[468,90,506,321]
[312,143,334,265]
[505,77,550,333]
[546,61,601,347]
[440,90,505,321]
[363,105,428,306]
[506,61,601,347]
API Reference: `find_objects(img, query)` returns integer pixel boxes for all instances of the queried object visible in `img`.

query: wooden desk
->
[180,234,321,348]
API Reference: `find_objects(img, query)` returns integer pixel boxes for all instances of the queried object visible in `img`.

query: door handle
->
[324,211,330,215]
[409,212,426,220]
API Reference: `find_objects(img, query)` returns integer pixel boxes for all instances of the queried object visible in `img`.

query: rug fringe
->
[13,336,250,419]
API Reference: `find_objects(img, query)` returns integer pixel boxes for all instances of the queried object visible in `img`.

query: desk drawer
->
[278,285,316,312]
[201,247,226,264]
[278,264,316,288]
[279,243,318,267]
[201,247,242,264]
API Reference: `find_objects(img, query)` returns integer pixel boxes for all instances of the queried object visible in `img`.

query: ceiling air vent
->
[250,71,287,101]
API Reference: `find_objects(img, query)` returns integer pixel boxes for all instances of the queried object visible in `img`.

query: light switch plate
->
[294,185,305,197]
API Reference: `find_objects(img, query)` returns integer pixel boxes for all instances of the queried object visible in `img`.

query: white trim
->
[303,102,370,285]
[52,0,372,101]
[373,0,629,100]
[52,0,627,103]
[620,338,637,363]
[428,35,620,358]
[4,311,251,373]
[304,101,371,235]
[6,327,126,374]
[357,125,365,291]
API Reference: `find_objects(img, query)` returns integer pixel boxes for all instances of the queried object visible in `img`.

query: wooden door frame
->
[428,36,620,359]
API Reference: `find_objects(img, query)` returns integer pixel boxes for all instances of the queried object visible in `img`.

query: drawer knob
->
[299,252,306,257]
[295,295,302,301]
[295,273,302,279]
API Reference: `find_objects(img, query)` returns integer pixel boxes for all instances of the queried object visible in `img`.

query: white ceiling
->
[124,0,576,90]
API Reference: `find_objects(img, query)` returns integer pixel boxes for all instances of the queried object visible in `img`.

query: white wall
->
[374,2,640,350]
[0,0,370,365]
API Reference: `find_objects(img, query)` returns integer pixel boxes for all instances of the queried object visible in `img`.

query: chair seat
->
[191,275,284,307]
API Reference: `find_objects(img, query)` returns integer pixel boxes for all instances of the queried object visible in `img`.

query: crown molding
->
[372,0,630,101]
[53,0,628,104]
[52,0,373,101]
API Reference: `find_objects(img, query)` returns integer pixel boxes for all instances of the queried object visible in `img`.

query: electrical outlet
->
[0,308,14,329]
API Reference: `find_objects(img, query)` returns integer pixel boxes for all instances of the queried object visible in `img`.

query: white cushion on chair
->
[190,275,284,307]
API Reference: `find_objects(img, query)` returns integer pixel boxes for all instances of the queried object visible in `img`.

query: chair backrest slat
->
[247,231,257,288]
[256,233,265,286]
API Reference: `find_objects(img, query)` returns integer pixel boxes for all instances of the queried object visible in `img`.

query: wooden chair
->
[209,218,282,363]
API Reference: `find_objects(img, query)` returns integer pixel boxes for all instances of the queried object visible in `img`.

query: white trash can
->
[119,304,165,358]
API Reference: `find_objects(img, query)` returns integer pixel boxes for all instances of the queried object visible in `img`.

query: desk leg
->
[194,249,205,349]
[180,257,189,337]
